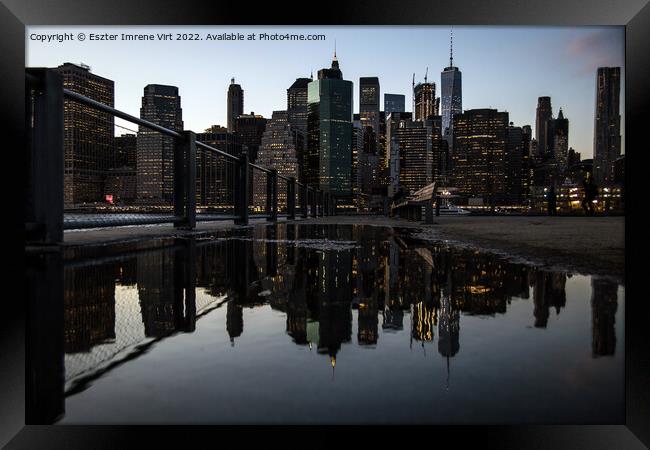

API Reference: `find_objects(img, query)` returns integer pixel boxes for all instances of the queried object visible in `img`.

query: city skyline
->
[27,26,625,158]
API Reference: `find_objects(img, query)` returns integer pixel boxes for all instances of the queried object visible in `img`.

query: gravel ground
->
[306,215,625,281]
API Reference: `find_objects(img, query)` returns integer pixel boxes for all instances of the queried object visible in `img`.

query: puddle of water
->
[29,223,624,424]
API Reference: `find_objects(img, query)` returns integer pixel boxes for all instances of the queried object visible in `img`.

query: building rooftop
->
[289,78,311,89]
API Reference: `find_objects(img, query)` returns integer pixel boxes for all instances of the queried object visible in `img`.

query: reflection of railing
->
[64,285,225,389]
[60,240,201,397]
[25,68,336,243]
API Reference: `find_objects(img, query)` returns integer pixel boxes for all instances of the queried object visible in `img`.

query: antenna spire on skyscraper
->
[334,39,337,60]
[450,27,454,67]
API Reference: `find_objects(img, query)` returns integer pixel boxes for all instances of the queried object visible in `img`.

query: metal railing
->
[25,68,337,244]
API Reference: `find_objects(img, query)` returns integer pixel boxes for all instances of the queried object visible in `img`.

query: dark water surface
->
[36,224,623,424]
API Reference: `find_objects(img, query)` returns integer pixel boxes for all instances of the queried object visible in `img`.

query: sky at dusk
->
[26,26,625,158]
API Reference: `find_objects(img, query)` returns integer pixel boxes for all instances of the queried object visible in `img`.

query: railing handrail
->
[26,70,333,240]
[195,140,239,163]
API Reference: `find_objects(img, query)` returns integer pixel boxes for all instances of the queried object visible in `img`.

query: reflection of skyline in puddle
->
[35,223,623,424]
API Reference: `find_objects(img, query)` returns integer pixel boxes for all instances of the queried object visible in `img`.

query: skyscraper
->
[376,111,389,188]
[253,111,300,211]
[106,133,137,204]
[393,119,434,194]
[195,129,243,208]
[227,78,243,133]
[553,109,569,172]
[441,30,462,149]
[359,77,381,195]
[521,125,533,204]
[114,134,137,169]
[413,81,438,122]
[136,84,183,203]
[235,112,267,162]
[452,109,509,207]
[506,124,525,205]
[306,52,353,197]
[352,114,363,206]
[54,63,115,208]
[430,116,450,185]
[593,67,621,185]
[287,77,311,133]
[359,77,380,140]
[535,96,553,161]
[385,111,412,196]
[384,93,405,115]
[287,78,311,184]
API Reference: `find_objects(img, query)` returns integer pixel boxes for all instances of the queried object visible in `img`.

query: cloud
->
[565,29,624,76]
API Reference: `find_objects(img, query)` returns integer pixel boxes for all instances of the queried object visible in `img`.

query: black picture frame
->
[2,0,647,447]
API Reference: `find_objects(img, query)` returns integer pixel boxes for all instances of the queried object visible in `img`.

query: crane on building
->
[412,73,416,115]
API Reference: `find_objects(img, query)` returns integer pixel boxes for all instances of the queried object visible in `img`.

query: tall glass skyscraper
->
[306,53,353,197]
[288,77,311,184]
[384,94,405,115]
[441,31,462,150]
[287,77,311,133]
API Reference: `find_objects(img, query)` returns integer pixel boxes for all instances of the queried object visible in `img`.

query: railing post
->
[184,238,197,332]
[301,183,308,218]
[234,151,250,225]
[267,169,278,222]
[26,251,64,424]
[174,130,196,230]
[310,188,318,218]
[323,193,329,216]
[287,177,296,220]
[331,195,336,216]
[26,68,63,245]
